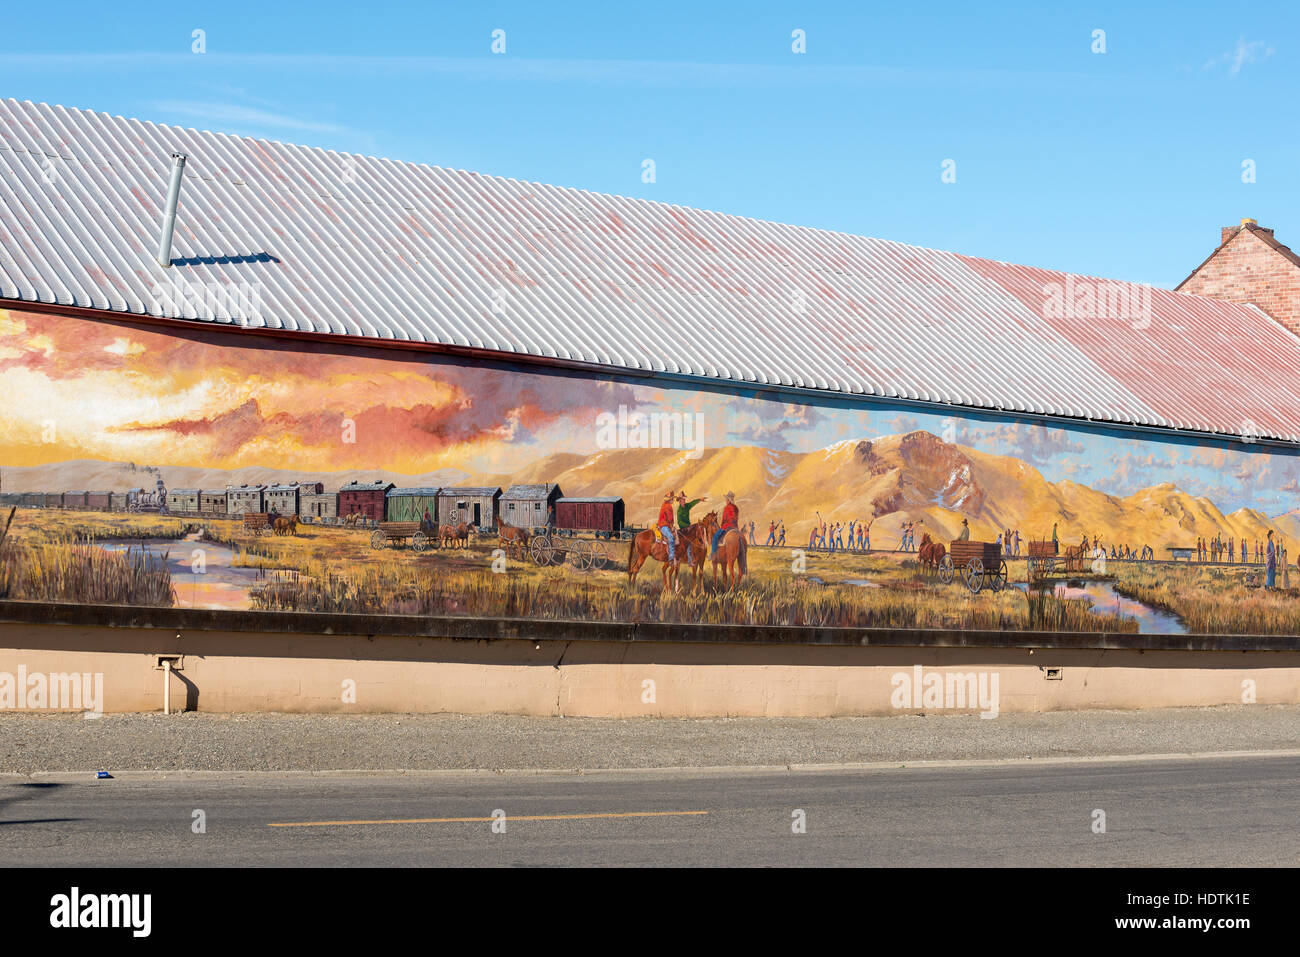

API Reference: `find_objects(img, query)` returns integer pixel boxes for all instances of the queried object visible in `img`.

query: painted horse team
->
[628,489,748,593]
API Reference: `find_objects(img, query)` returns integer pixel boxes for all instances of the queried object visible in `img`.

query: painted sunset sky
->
[2,309,1297,517]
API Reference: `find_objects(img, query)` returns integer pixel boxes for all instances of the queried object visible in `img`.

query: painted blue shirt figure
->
[1266,532,1276,588]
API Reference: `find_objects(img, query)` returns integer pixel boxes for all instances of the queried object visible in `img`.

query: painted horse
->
[498,518,529,560]
[918,533,945,572]
[701,511,747,591]
[627,524,686,594]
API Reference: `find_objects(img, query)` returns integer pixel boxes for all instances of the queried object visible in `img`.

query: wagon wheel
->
[963,558,984,593]
[529,535,552,565]
[938,554,953,585]
[592,540,614,570]
[370,529,387,550]
[569,539,595,571]
[988,559,1008,592]
[412,530,429,553]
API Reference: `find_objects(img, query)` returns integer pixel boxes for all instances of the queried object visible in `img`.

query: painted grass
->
[0,537,176,606]
[1112,563,1300,635]
[0,509,1148,631]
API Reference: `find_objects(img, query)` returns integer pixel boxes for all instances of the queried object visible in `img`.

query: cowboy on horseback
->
[677,492,705,563]
[712,492,739,557]
[657,491,678,563]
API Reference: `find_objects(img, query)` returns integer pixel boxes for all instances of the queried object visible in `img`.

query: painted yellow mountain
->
[5,431,1295,553]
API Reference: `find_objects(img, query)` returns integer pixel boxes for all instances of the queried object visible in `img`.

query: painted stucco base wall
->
[0,622,1296,716]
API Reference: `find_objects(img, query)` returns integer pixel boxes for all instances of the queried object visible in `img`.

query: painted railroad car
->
[167,489,200,513]
[199,490,228,515]
[19,492,43,508]
[300,490,338,522]
[555,497,626,537]
[385,487,441,525]
[500,483,563,529]
[109,491,130,511]
[339,481,394,523]
[85,490,112,510]
[436,487,501,530]
[265,482,322,517]
[63,491,88,509]
[226,484,266,516]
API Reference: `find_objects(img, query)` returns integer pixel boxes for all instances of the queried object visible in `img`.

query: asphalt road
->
[2,753,1296,866]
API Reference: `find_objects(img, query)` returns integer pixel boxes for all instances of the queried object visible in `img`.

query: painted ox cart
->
[939,540,1008,593]
[370,521,430,552]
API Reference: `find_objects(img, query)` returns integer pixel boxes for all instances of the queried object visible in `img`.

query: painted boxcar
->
[86,491,112,510]
[199,490,227,515]
[339,481,394,523]
[555,497,625,537]
[226,484,266,516]
[168,489,200,513]
[385,487,441,524]
[500,483,563,529]
[300,490,338,522]
[265,483,306,517]
[63,491,88,509]
[436,487,501,530]
[109,491,130,511]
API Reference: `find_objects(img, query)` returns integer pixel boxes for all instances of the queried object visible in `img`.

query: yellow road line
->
[268,810,709,828]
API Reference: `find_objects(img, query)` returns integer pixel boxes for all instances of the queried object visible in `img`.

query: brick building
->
[1177,219,1300,337]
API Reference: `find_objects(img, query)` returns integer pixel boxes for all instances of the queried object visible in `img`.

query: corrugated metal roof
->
[1,99,1298,443]
[439,486,502,496]
[340,481,394,492]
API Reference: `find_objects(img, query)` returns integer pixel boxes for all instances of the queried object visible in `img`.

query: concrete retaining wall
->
[1,620,1296,716]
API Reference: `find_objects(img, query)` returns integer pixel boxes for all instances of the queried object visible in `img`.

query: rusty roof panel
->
[0,100,1297,442]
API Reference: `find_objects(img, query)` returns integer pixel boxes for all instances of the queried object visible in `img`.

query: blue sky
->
[1,1,1295,287]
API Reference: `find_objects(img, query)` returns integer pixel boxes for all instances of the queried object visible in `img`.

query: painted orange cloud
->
[0,310,638,473]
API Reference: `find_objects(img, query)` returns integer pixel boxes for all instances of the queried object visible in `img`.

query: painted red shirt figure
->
[657,499,675,528]
[712,491,740,557]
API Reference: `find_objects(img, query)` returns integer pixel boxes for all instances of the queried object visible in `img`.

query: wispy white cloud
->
[149,99,346,133]
[1203,37,1275,76]
[0,52,1099,91]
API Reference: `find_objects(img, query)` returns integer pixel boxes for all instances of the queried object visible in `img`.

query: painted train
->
[0,479,627,537]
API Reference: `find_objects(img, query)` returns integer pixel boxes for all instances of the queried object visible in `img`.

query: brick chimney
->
[1177,220,1300,337]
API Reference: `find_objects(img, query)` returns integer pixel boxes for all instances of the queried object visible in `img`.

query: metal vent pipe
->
[156,152,187,268]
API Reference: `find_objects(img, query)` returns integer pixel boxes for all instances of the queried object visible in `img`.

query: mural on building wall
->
[2,308,1299,636]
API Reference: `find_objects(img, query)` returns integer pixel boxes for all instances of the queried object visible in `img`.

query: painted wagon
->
[1026,540,1060,582]
[939,540,1008,593]
[369,521,431,552]
[1026,539,1090,580]
[523,496,628,569]
[242,512,272,536]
